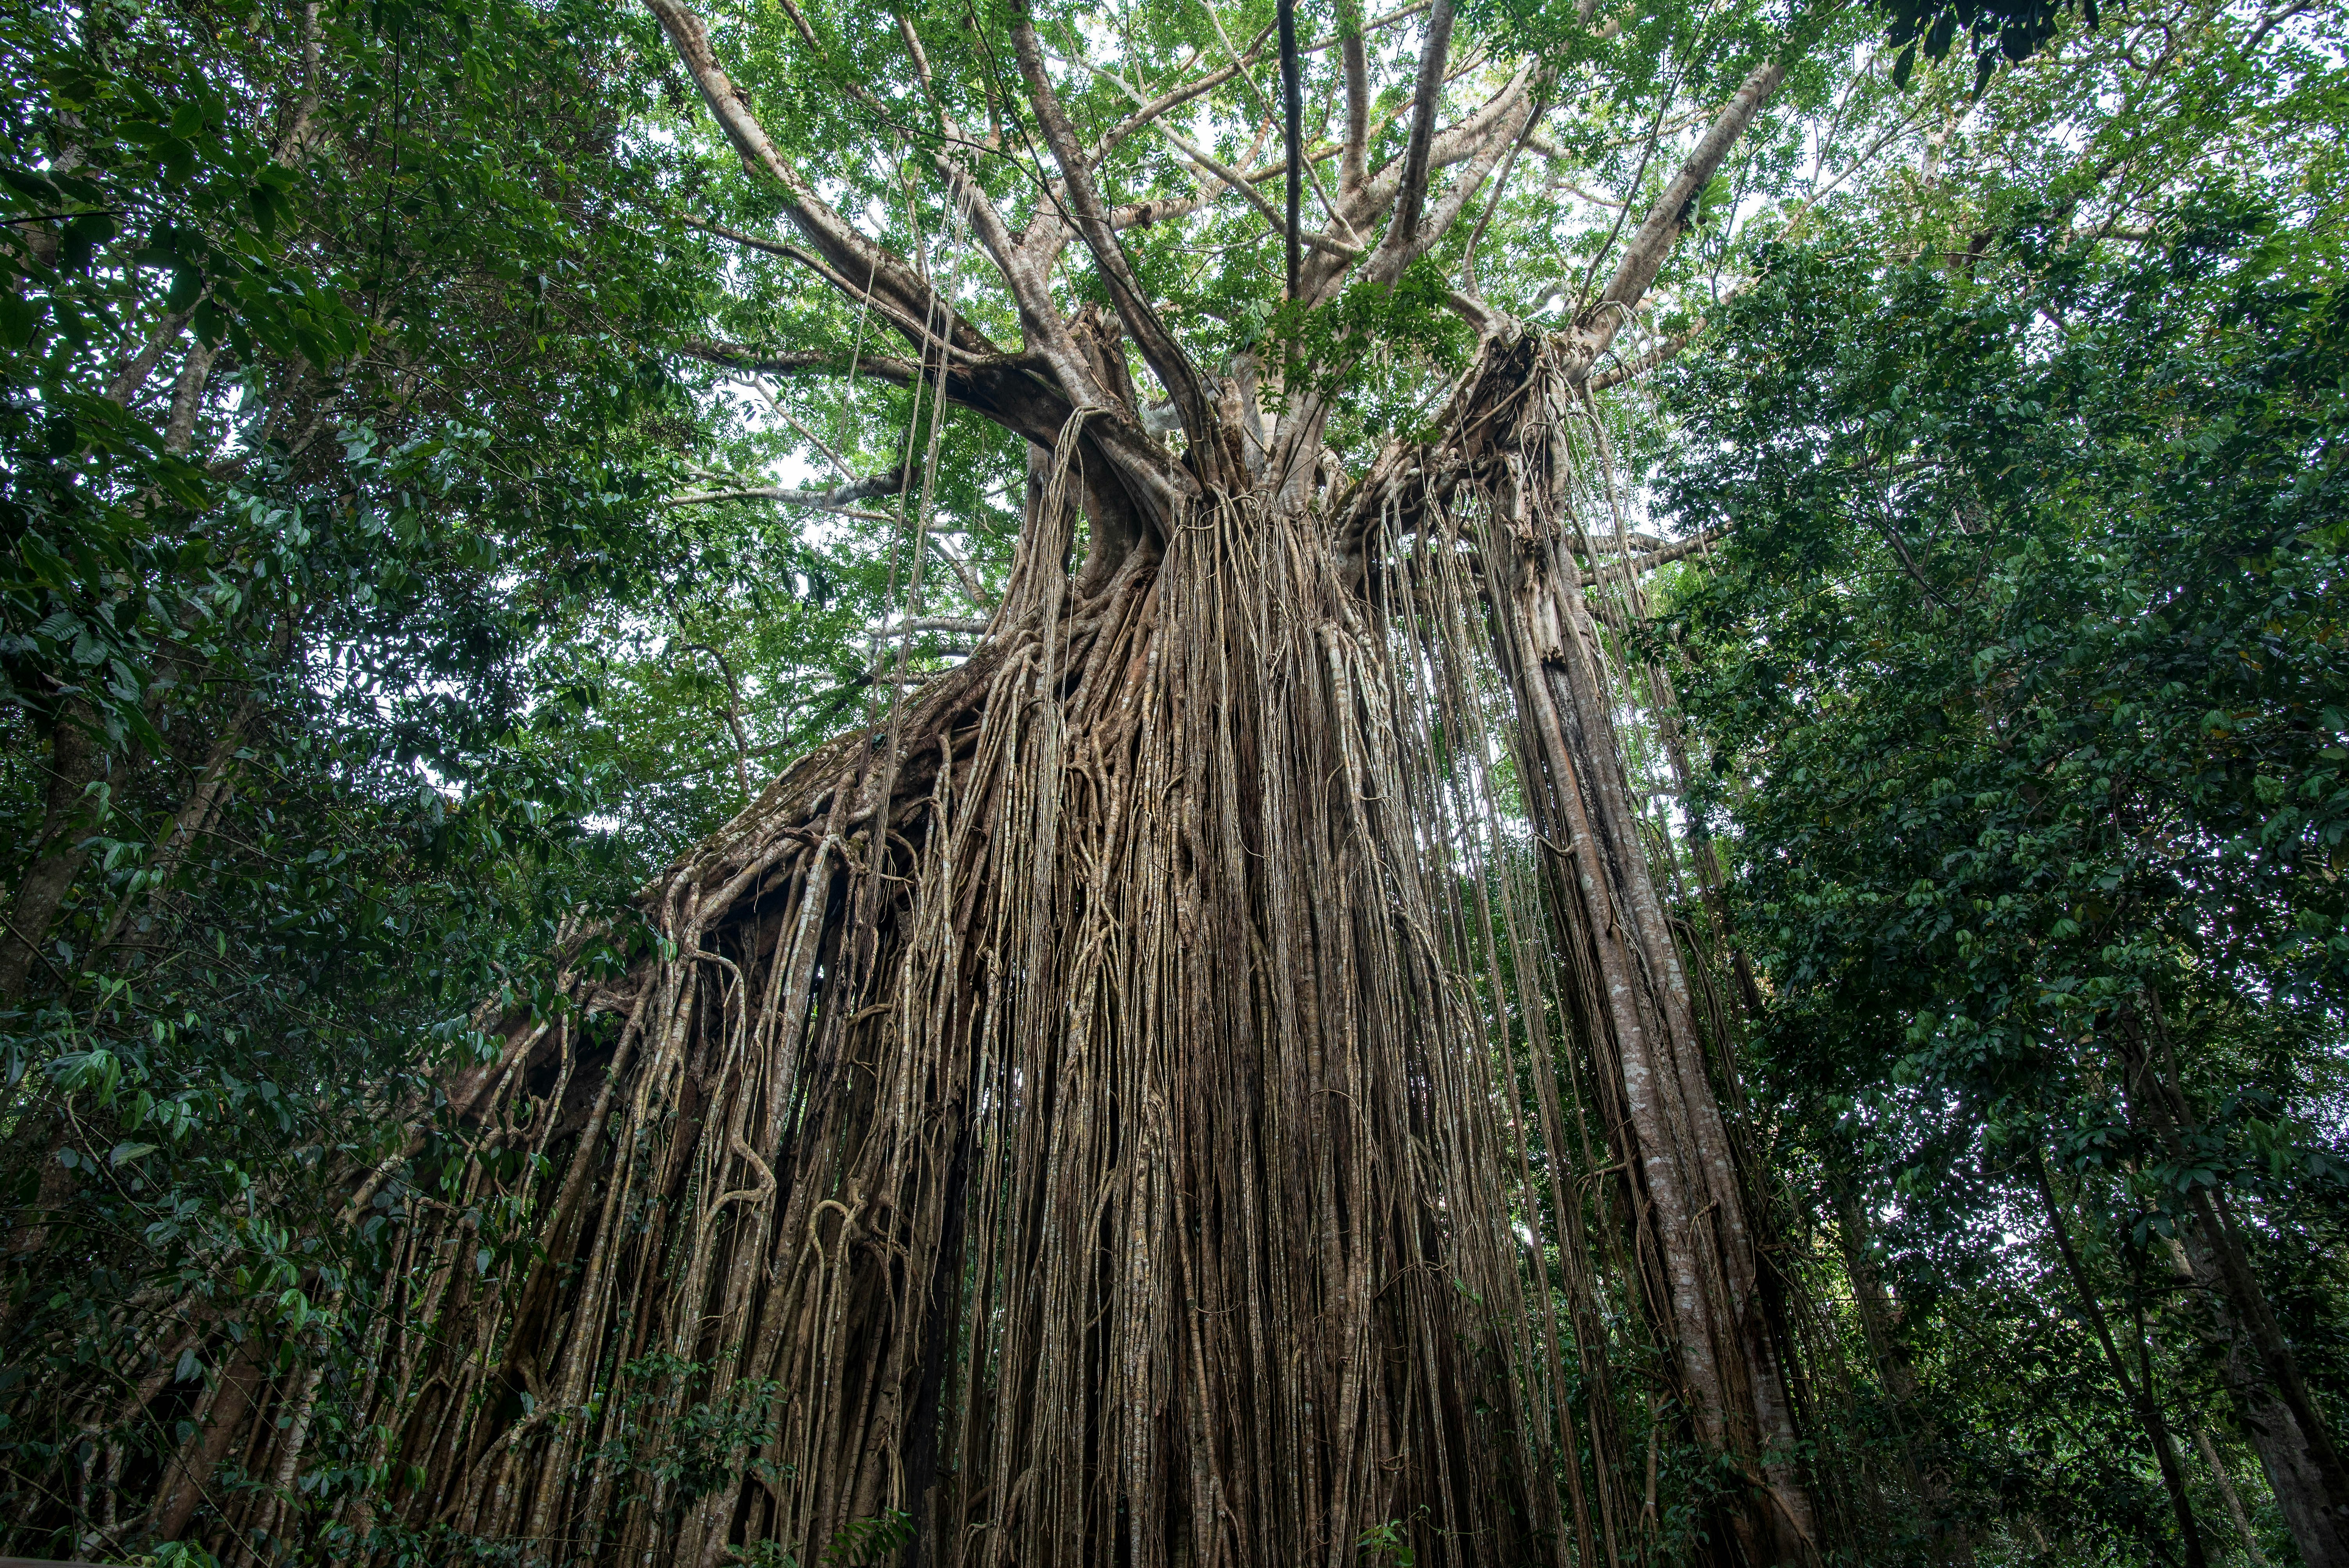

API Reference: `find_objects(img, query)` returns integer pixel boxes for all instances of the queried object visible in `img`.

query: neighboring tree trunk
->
[2184,1219,2349,1568]
[2121,1007,2349,1568]
[0,704,102,1002]
[1833,1183,1975,1565]
[148,1336,268,1543]
[96,693,265,956]
[2031,1152,2210,1568]
[2194,1424,2272,1568]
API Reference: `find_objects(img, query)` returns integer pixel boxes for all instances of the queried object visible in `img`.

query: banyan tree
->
[55,0,1858,1561]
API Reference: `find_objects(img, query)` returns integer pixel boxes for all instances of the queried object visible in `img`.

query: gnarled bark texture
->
[86,11,1829,1565]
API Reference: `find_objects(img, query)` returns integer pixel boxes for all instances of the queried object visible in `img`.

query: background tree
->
[1654,10,2349,1554]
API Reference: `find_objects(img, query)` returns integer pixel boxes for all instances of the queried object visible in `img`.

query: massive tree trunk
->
[125,9,1826,1564]
[194,347,1813,1568]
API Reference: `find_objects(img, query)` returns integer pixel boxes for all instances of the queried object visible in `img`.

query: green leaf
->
[58,212,117,273]
[0,289,39,349]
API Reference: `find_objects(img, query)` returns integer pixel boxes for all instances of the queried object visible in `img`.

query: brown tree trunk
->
[2121,1007,2349,1568]
[0,706,103,1001]
[1477,343,1820,1564]
[150,1337,268,1542]
[2031,1153,2210,1568]
[1833,1185,1975,1565]
[2194,1424,2273,1568]
[2176,1199,2349,1566]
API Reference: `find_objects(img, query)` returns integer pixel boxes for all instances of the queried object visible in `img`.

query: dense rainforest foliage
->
[1658,209,2349,1556]
[0,0,2342,1560]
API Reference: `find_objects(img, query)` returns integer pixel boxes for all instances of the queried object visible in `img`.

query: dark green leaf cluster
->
[1656,198,2349,1560]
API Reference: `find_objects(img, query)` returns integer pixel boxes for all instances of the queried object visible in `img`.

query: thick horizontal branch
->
[665,469,909,517]
[679,339,930,387]
[886,615,992,636]
[1579,522,1729,583]
[649,0,998,365]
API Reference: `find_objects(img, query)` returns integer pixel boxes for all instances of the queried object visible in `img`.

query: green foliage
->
[1272,256,1474,442]
[1879,0,2096,94]
[0,0,2338,1556]
[0,0,845,1552]
[1658,195,2349,1559]
[594,1353,786,1511]
[821,1509,911,1566]
[726,1542,798,1568]
[1356,1503,1437,1567]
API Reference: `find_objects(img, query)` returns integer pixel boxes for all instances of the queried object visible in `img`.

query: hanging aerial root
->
[287,470,1629,1568]
[159,341,1820,1568]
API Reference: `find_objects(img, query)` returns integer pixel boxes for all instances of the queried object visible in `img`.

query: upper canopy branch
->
[1064,60,1362,260]
[1298,57,1537,306]
[1574,58,1786,376]
[665,468,907,519]
[1361,0,1457,286]
[1088,0,1434,166]
[660,0,1783,545]
[1009,0,1222,474]
[648,0,998,371]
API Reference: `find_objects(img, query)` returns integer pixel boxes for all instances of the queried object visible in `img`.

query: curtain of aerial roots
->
[187,347,1800,1568]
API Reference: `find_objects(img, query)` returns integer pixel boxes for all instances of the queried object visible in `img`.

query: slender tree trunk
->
[0,705,103,1001]
[2031,1152,2210,1568]
[2118,1006,2349,1568]
[97,693,261,956]
[2194,1424,2272,1568]
[2176,1205,2349,1566]
[149,1336,268,1542]
[1478,342,1819,1564]
[1832,1184,1975,1565]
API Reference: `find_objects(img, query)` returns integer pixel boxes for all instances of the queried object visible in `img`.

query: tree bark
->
[2122,1007,2349,1567]
[2030,1152,2210,1568]
[2176,1203,2349,1566]
[2194,1424,2272,1568]
[1,706,102,1002]
[1475,340,1820,1564]
[1832,1184,1975,1564]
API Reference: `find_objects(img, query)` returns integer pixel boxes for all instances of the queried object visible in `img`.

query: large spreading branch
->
[1573,58,1786,375]
[1008,1,1221,470]
[1339,0,1372,193]
[1278,0,1304,296]
[1298,59,1536,305]
[647,0,996,368]
[1359,0,1456,284]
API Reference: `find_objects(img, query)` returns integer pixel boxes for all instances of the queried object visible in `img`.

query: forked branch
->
[1361,0,1457,284]
[1009,1,1220,465]
[647,0,995,365]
